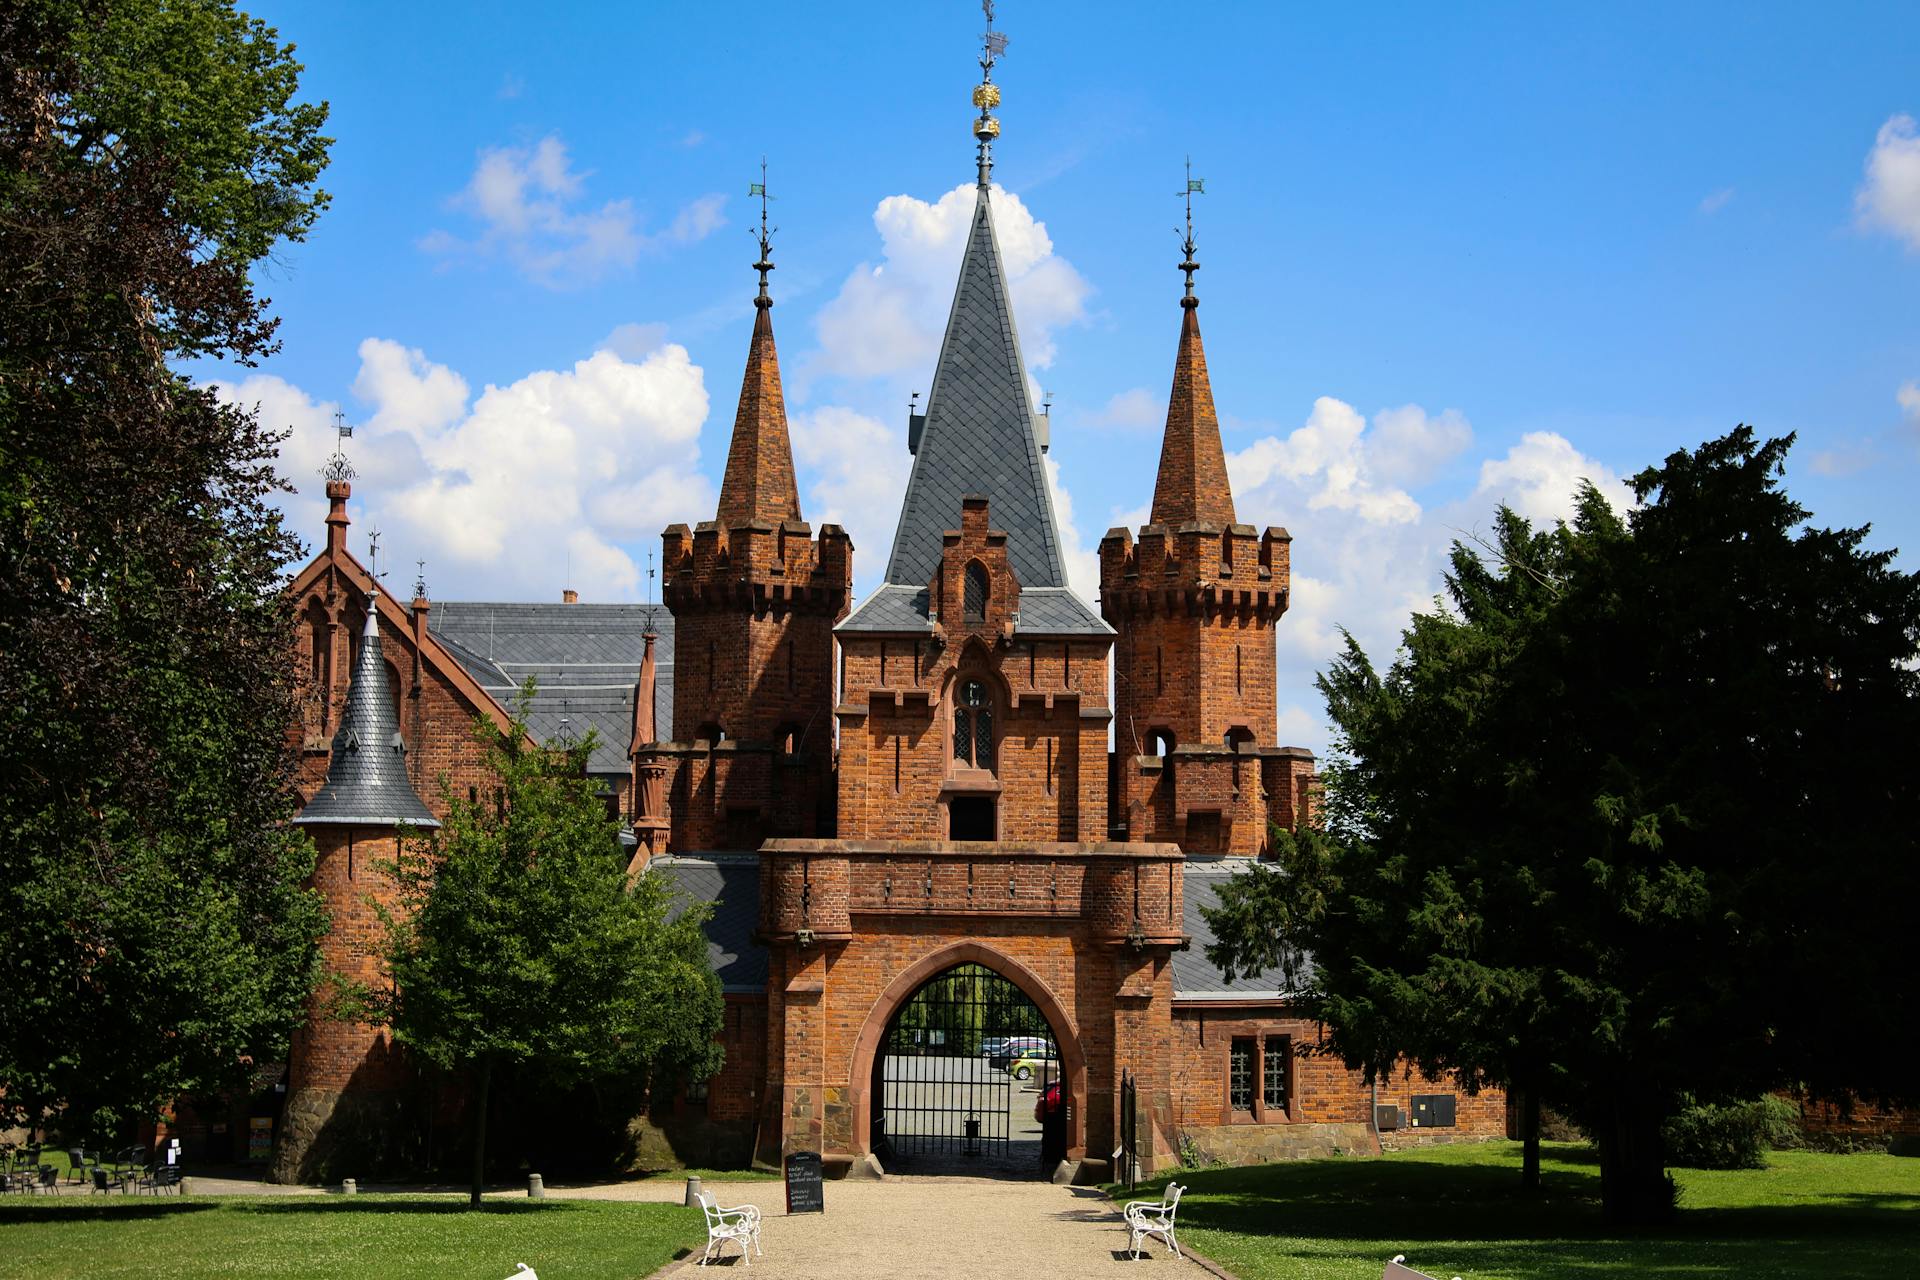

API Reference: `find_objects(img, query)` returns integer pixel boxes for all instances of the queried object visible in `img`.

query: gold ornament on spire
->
[972,82,1000,110]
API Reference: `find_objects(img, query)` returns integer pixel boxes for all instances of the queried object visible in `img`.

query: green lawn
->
[0,1195,702,1279]
[1114,1141,1920,1279]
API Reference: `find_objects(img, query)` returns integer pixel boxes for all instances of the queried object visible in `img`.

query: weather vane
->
[749,158,776,307]
[321,409,357,484]
[1178,157,1205,307]
[414,559,428,601]
[367,527,386,588]
[972,0,1008,187]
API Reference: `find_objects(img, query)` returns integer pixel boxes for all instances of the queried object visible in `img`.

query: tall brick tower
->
[1099,188,1309,854]
[274,586,440,1181]
[653,181,851,850]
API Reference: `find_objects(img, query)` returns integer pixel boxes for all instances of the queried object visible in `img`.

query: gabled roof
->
[882,185,1067,592]
[296,592,440,829]
[429,603,675,778]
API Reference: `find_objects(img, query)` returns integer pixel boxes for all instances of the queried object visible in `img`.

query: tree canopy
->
[0,0,332,1139]
[1205,428,1920,1225]
[370,704,724,1207]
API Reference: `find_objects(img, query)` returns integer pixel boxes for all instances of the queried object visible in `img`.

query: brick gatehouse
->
[266,72,1512,1184]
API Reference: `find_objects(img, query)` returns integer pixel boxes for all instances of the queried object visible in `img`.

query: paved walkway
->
[559,1176,1209,1280]
[175,1169,1211,1279]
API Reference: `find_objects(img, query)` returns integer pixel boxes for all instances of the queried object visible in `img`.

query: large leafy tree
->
[1207,429,1920,1225]
[0,1,332,1138]
[372,707,725,1208]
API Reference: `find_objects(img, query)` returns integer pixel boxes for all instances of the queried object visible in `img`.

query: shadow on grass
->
[1116,1147,1920,1280]
[239,1197,597,1216]
[0,1201,220,1224]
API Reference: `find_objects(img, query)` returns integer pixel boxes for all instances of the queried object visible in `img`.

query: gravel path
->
[571,1176,1211,1280]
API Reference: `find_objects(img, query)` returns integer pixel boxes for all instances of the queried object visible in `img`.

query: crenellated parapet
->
[1097,522,1291,623]
[661,518,852,619]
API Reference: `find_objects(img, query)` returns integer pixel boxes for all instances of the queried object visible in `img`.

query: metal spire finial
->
[749,158,776,309]
[367,527,384,584]
[321,409,357,484]
[1178,157,1205,308]
[972,0,1008,188]
[413,559,428,601]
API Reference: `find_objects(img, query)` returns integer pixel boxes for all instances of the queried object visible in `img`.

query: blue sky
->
[214,1,1920,754]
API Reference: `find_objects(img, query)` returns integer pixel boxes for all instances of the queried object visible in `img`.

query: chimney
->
[562,589,579,605]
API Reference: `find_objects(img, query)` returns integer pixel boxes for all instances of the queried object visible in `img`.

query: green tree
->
[372,704,724,1208]
[0,0,332,1139]
[1206,428,1920,1226]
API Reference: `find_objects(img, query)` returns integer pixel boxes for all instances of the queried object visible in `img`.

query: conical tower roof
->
[713,295,801,528]
[1149,304,1237,527]
[295,592,440,829]
[882,185,1066,589]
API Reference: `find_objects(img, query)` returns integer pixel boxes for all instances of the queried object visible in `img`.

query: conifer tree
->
[1206,428,1920,1225]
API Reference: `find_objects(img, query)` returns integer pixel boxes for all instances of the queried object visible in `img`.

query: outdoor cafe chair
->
[1123,1182,1184,1260]
[92,1166,130,1194]
[695,1189,762,1266]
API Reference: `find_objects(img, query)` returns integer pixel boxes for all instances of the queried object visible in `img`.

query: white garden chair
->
[1384,1254,1461,1280]
[696,1190,763,1266]
[500,1266,537,1280]
[1123,1182,1184,1259]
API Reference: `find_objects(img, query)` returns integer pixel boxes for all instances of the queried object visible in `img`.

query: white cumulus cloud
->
[1899,379,1920,424]
[1856,113,1920,250]
[810,182,1091,386]
[1470,430,1631,526]
[216,338,715,601]
[423,134,726,288]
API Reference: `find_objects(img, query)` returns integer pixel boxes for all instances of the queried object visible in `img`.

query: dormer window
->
[953,679,995,771]
[963,561,989,623]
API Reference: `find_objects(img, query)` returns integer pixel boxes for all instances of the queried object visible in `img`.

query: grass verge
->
[0,1194,703,1279]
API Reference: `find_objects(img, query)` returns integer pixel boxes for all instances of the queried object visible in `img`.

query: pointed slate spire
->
[714,171,802,529]
[295,590,440,829]
[1149,293,1237,528]
[882,185,1066,589]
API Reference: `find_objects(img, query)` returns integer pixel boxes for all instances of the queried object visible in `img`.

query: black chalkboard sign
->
[784,1150,824,1214]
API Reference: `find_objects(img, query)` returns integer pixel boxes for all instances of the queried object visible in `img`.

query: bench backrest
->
[695,1190,725,1229]
[1164,1183,1184,1219]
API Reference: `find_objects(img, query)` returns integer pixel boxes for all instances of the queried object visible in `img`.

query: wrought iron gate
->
[873,963,1058,1172]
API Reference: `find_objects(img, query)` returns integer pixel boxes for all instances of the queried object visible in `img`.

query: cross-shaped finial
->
[1178,157,1205,307]
[749,158,776,307]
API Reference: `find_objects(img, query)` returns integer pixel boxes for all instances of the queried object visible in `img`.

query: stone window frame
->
[1216,1020,1293,1124]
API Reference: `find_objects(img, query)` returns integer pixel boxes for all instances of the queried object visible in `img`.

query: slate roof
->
[883,186,1067,592]
[296,593,441,829]
[649,854,767,994]
[1176,858,1309,1000]
[839,583,1112,636]
[428,602,674,779]
[849,183,1108,639]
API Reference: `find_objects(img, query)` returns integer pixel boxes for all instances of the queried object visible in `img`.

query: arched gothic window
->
[963,561,989,623]
[953,679,995,771]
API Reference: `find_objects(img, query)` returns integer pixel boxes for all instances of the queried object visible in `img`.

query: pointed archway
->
[848,941,1086,1172]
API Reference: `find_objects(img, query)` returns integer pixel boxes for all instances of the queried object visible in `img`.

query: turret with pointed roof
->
[295,588,439,830]
[656,177,850,851]
[1099,183,1307,856]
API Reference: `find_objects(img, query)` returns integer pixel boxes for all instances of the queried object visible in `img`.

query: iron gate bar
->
[879,963,1056,1168]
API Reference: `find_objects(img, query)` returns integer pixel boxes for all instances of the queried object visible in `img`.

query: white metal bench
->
[1385,1254,1461,1280]
[696,1190,763,1266]
[1123,1182,1184,1259]
[500,1266,537,1280]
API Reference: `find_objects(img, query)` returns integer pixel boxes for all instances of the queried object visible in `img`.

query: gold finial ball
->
[974,115,1001,140]
[971,82,1001,110]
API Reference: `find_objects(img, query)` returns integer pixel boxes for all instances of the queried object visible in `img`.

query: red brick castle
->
[268,49,1508,1183]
